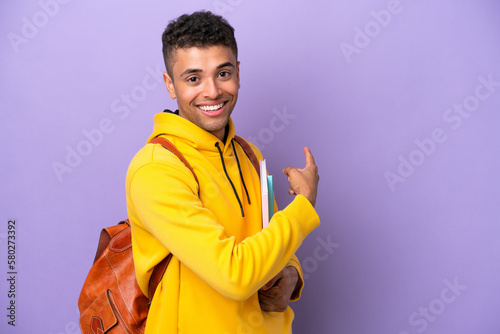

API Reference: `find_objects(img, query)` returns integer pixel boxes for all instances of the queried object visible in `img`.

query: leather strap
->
[234,135,260,178]
[116,220,172,303]
[149,137,199,185]
[148,253,172,303]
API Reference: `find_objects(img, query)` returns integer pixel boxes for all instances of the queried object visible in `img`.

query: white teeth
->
[199,103,224,112]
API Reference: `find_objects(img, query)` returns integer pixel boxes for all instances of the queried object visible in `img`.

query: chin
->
[202,117,230,133]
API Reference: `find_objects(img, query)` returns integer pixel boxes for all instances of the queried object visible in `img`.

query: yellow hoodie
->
[126,111,320,333]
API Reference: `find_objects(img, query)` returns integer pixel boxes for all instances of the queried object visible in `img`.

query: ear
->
[163,72,177,99]
[236,61,241,89]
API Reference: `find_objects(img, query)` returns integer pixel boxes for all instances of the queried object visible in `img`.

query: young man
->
[126,11,320,333]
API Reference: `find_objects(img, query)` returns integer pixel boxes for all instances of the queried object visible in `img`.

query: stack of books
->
[260,159,274,228]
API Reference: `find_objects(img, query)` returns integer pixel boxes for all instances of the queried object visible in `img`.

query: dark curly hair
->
[162,11,238,77]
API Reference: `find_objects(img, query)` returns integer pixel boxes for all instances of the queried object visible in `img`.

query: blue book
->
[267,175,274,219]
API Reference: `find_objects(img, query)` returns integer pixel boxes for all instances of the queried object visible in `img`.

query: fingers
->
[303,146,316,169]
[258,286,287,312]
[258,269,295,312]
[259,292,287,312]
[261,268,286,291]
[283,166,300,177]
[261,282,273,291]
[283,167,299,196]
[283,147,317,198]
[283,166,302,175]
[284,147,316,172]
[261,275,280,291]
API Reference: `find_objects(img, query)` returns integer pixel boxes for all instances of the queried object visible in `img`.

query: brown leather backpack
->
[78,219,172,334]
[78,135,259,334]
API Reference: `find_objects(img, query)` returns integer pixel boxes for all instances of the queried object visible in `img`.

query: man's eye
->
[187,77,198,83]
[219,71,230,78]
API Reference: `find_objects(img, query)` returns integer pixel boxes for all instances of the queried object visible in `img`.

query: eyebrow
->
[179,62,235,78]
[217,62,235,70]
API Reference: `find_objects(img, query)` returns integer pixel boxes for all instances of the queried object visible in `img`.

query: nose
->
[202,78,221,99]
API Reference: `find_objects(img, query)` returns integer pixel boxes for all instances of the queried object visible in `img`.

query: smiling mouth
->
[198,102,225,112]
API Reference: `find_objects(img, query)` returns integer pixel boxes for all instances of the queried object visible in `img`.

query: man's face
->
[163,45,240,141]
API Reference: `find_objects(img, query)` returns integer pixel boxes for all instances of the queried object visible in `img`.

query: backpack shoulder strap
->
[149,136,199,186]
[92,222,129,264]
[148,253,172,302]
[233,135,260,178]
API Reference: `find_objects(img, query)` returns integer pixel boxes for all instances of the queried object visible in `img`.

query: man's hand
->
[283,147,319,207]
[258,267,300,312]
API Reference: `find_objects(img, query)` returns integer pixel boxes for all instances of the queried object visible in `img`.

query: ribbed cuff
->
[283,194,320,237]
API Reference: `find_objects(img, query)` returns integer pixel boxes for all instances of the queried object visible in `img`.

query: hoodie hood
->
[147,109,236,154]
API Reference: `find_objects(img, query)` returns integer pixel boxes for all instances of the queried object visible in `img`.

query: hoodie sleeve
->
[250,139,306,301]
[127,149,320,301]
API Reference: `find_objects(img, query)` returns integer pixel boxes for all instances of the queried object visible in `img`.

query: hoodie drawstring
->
[232,139,251,206]
[215,142,246,217]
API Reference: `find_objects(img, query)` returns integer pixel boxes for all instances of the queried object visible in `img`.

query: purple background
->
[1,0,500,333]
